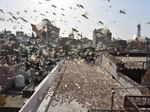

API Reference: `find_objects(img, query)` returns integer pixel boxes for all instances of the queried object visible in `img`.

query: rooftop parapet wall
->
[19,60,64,112]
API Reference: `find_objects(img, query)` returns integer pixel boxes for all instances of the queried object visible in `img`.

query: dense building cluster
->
[0,19,98,94]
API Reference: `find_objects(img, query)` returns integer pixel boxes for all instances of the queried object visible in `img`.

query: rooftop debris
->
[47,60,141,111]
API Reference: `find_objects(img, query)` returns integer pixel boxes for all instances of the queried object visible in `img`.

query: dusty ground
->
[47,60,140,112]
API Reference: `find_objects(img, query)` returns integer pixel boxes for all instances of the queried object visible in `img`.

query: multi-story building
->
[93,28,112,49]
[31,19,60,44]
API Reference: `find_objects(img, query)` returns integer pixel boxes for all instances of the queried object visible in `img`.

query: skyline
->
[0,0,150,40]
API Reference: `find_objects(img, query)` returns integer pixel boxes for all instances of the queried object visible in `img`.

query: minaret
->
[137,24,141,37]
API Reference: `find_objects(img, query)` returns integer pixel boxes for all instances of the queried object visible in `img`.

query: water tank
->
[15,75,25,89]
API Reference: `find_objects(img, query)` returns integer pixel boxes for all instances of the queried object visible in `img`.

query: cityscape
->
[0,0,150,112]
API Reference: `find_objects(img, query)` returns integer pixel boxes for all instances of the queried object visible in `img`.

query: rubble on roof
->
[48,60,141,111]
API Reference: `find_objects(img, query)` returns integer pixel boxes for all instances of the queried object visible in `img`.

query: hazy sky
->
[0,0,150,40]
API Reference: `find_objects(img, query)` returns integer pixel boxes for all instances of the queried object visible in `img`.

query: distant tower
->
[93,29,96,47]
[137,24,141,37]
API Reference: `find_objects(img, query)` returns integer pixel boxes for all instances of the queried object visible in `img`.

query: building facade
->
[93,28,112,49]
[31,19,60,44]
